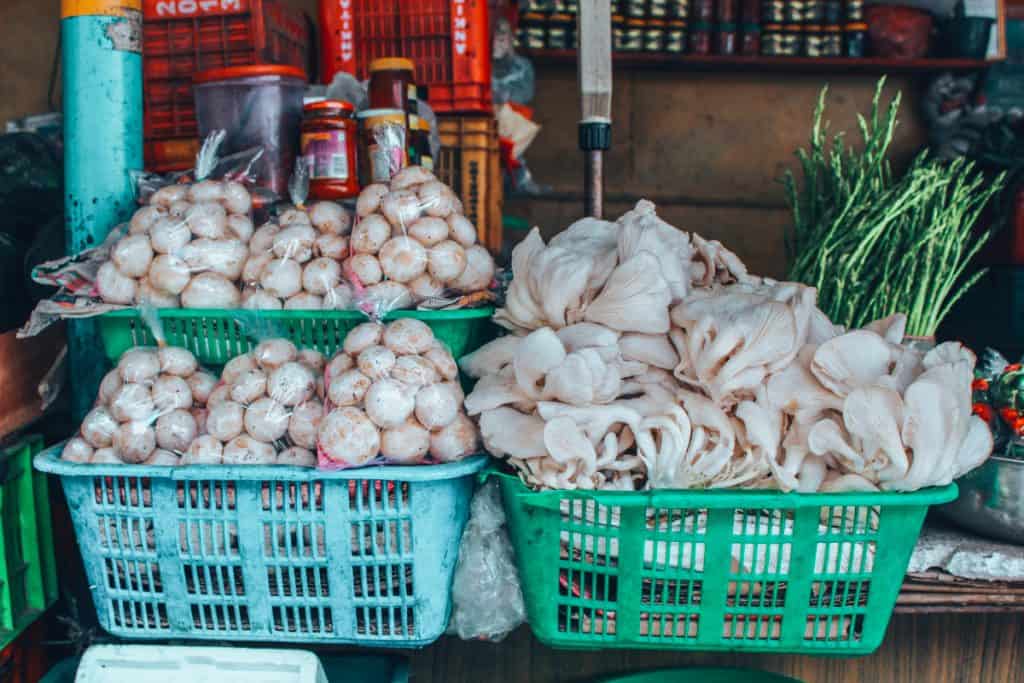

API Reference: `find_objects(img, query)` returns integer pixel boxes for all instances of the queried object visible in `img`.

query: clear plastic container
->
[193,65,307,197]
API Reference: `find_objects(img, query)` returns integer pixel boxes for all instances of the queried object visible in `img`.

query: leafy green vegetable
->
[785,78,1005,337]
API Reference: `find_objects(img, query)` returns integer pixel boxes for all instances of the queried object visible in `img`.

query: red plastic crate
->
[143,0,310,156]
[319,0,493,114]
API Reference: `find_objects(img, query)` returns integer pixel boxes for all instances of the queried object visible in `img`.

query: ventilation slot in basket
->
[637,507,706,642]
[348,480,415,638]
[556,498,621,639]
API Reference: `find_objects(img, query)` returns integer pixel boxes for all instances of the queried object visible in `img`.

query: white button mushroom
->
[222,353,256,384]
[424,342,459,382]
[144,448,180,466]
[259,258,303,299]
[81,406,119,448]
[391,355,440,387]
[327,369,372,407]
[325,352,354,379]
[168,200,192,218]
[159,347,199,377]
[62,437,94,463]
[390,165,436,191]
[188,179,226,204]
[118,348,161,383]
[206,400,245,442]
[90,447,124,465]
[200,239,249,280]
[345,254,383,286]
[272,224,317,262]
[181,272,241,309]
[302,257,342,295]
[186,202,228,239]
[356,183,389,217]
[418,180,456,218]
[230,369,267,404]
[383,318,435,355]
[182,435,223,465]
[357,345,396,380]
[152,375,193,411]
[226,214,254,242]
[449,245,496,293]
[318,407,380,466]
[110,383,156,422]
[151,184,188,207]
[447,214,478,247]
[250,223,281,254]
[223,181,252,215]
[381,420,431,464]
[277,446,316,468]
[430,413,478,462]
[254,339,298,370]
[188,371,218,405]
[268,362,316,407]
[112,234,154,278]
[149,216,191,254]
[155,409,197,452]
[343,322,384,356]
[408,216,450,247]
[278,207,311,226]
[223,436,277,465]
[137,280,180,308]
[297,349,326,372]
[113,421,157,464]
[364,281,413,311]
[288,399,323,449]
[408,273,445,301]
[97,261,137,304]
[148,255,192,295]
[315,233,348,260]
[415,382,460,430]
[381,189,423,228]
[244,397,290,442]
[350,214,391,254]
[242,288,283,310]
[427,240,468,283]
[242,252,274,284]
[324,284,355,310]
[98,369,123,405]
[310,201,351,235]
[379,236,428,283]
[129,205,168,235]
[206,384,231,408]
[364,379,415,428]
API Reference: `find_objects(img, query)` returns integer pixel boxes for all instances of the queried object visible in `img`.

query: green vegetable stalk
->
[785,78,1005,337]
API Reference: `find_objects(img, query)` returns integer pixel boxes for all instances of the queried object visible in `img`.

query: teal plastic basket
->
[97,308,497,365]
[35,446,486,646]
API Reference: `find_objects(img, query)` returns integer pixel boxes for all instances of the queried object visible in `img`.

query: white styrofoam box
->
[75,645,328,683]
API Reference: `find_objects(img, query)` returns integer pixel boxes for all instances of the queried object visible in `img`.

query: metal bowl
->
[936,456,1024,545]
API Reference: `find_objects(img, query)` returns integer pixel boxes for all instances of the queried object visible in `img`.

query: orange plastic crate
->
[319,0,493,114]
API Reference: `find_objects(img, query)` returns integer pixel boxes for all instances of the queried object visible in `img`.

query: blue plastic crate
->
[35,446,485,647]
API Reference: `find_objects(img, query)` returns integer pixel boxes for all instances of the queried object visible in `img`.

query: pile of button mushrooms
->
[461,201,992,493]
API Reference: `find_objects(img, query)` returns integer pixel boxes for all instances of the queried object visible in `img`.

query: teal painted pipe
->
[62,1,143,419]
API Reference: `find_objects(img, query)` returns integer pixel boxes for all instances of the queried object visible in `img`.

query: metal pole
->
[584,149,604,220]
[62,0,144,419]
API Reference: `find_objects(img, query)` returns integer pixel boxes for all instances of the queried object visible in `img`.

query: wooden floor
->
[410,613,1024,683]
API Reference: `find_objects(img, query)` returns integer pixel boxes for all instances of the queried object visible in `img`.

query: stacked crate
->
[142,0,312,172]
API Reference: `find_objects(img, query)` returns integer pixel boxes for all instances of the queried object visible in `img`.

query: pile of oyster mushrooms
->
[462,200,992,493]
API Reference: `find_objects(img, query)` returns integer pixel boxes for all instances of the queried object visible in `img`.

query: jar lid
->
[415,116,431,131]
[356,108,407,119]
[845,22,868,29]
[193,64,307,84]
[805,23,823,29]
[824,24,842,31]
[304,99,355,114]
[369,57,415,73]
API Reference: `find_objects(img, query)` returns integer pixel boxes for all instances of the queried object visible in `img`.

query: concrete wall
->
[0,0,927,276]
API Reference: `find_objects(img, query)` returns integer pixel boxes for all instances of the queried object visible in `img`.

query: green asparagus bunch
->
[784,78,1005,338]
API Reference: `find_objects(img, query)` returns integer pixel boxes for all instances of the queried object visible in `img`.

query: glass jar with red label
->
[301,100,360,200]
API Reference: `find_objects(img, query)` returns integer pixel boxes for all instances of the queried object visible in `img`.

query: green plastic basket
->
[498,474,956,654]
[97,308,498,365]
[0,436,58,650]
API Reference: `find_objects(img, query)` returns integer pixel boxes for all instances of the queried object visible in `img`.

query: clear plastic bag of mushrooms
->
[318,318,479,469]
[460,200,995,494]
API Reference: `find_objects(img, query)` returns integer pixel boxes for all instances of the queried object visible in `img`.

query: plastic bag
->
[448,480,527,641]
[316,318,478,470]
[345,165,498,319]
[61,344,216,466]
[239,161,355,311]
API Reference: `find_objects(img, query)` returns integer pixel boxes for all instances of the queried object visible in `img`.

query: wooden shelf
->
[523,49,1001,73]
